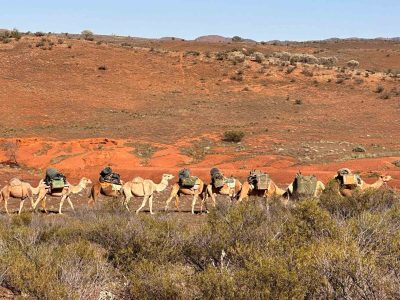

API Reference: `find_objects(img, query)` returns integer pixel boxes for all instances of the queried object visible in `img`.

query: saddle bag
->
[342,174,359,188]
[293,174,317,197]
[51,179,66,189]
[180,176,198,188]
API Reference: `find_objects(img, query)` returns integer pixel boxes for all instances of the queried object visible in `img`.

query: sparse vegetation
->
[180,140,213,163]
[380,91,391,99]
[0,140,19,166]
[286,65,296,74]
[223,130,245,143]
[132,143,159,164]
[374,84,384,93]
[232,36,243,42]
[295,99,303,105]
[301,68,314,77]
[184,50,200,56]
[1,190,400,298]
[347,59,360,69]
[336,78,344,84]
[81,29,94,41]
[352,145,366,153]
[272,51,338,67]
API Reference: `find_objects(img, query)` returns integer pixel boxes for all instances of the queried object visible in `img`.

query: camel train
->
[0,165,393,215]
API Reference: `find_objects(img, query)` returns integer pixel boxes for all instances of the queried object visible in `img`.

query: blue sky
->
[1,0,399,41]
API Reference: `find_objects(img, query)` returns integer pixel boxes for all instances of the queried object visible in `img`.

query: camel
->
[88,181,123,207]
[165,177,206,214]
[122,174,174,214]
[334,174,392,197]
[0,178,44,214]
[237,179,286,202]
[34,177,92,214]
[204,177,242,210]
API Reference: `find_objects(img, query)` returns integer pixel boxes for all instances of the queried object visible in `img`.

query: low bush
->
[81,29,94,41]
[374,84,384,93]
[1,188,400,298]
[223,130,245,142]
[347,59,360,69]
[301,68,314,77]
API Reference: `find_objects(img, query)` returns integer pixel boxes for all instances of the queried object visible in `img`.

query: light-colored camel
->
[0,178,44,214]
[122,174,174,214]
[34,177,92,214]
[237,179,286,202]
[88,181,123,206]
[336,175,392,197]
[204,177,242,210]
[165,178,206,214]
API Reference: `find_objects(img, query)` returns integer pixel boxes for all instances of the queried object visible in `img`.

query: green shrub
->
[81,29,94,41]
[375,84,384,93]
[223,130,245,142]
[10,28,21,40]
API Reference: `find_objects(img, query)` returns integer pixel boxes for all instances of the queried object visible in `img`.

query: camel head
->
[162,174,174,181]
[380,175,392,182]
[80,177,93,186]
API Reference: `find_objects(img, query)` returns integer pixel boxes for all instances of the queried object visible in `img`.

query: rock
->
[352,146,366,153]
[393,160,400,167]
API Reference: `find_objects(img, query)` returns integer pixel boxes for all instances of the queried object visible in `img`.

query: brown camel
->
[237,179,286,202]
[203,177,242,210]
[0,178,44,214]
[88,181,123,207]
[122,174,174,214]
[165,178,206,214]
[335,174,392,197]
[34,177,92,214]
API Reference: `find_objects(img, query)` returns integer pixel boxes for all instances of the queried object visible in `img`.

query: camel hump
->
[9,178,22,186]
[132,177,144,183]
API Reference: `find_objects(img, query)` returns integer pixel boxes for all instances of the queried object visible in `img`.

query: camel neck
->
[157,179,169,191]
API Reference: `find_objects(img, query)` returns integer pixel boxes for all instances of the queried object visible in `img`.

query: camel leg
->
[18,199,25,215]
[42,196,48,213]
[165,187,179,211]
[123,188,132,211]
[88,185,100,207]
[33,189,46,211]
[149,195,154,215]
[200,195,205,214]
[124,196,131,212]
[29,196,35,211]
[59,195,67,214]
[4,195,9,215]
[67,196,75,212]
[211,193,217,207]
[191,193,198,214]
[136,195,149,214]
[175,195,180,212]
